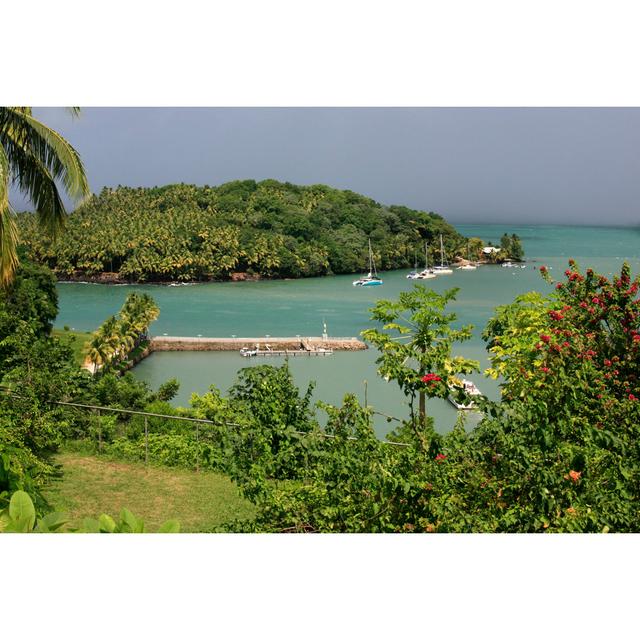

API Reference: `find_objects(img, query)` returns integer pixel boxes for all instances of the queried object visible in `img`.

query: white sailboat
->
[353,239,383,287]
[433,234,453,275]
[416,241,436,279]
[406,250,419,279]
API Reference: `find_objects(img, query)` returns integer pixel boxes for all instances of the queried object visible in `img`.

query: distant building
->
[482,246,500,255]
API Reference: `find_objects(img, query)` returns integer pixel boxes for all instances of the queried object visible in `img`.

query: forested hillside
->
[17,180,466,282]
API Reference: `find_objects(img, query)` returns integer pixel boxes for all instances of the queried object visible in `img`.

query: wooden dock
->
[242,348,334,358]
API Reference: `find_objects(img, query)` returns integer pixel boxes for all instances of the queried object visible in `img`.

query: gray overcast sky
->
[21,107,640,225]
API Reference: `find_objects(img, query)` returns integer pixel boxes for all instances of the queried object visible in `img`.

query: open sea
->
[55,224,640,436]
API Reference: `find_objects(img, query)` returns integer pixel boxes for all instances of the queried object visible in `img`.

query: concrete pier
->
[149,336,367,352]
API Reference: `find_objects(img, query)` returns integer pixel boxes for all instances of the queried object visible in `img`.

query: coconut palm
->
[0,107,90,286]
[87,316,121,371]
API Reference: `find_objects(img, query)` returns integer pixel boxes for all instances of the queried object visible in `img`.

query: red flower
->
[567,470,581,483]
[629,394,638,401]
[556,283,563,290]
[435,454,447,463]
[540,334,551,343]
[541,367,551,373]
[604,359,612,367]
[421,373,442,383]
[634,335,640,343]
[549,311,564,321]
[539,265,547,273]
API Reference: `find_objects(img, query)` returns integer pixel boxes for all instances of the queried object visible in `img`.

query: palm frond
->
[0,145,19,286]
[7,146,66,236]
[1,107,90,203]
[0,208,20,287]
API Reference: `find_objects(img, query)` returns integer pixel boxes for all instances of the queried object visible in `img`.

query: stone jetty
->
[149,336,367,352]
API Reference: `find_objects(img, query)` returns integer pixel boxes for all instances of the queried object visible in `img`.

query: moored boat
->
[410,241,436,279]
[354,239,383,286]
[434,234,453,274]
[448,378,482,410]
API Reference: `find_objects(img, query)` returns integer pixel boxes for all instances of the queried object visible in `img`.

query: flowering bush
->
[212,264,640,533]
[478,261,640,531]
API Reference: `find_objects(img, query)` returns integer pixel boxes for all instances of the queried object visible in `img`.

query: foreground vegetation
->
[17,180,471,282]
[2,257,639,533]
[42,450,254,532]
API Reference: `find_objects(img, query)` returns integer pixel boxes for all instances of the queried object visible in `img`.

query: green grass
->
[42,451,256,532]
[52,328,93,366]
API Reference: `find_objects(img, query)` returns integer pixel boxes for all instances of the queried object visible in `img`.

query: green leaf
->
[120,508,145,533]
[158,519,180,533]
[9,491,36,531]
[36,512,68,533]
[81,518,101,533]
[99,514,117,533]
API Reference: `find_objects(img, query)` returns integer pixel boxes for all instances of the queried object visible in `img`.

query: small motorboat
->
[448,379,482,410]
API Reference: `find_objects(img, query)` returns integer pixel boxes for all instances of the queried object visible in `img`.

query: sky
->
[17,107,640,225]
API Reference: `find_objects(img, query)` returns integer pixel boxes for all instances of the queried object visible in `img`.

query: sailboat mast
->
[440,234,445,267]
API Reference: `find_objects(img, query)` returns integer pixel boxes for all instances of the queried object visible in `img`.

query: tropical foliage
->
[211,263,640,532]
[499,233,524,261]
[3,256,640,533]
[361,286,478,427]
[0,107,89,286]
[87,292,159,371]
[0,490,179,533]
[17,180,468,281]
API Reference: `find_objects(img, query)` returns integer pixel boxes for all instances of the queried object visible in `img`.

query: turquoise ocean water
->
[55,225,640,435]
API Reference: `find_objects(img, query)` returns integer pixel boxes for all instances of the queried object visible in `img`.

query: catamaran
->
[353,239,383,286]
[433,234,453,275]
[407,242,436,280]
[416,241,437,279]
[406,250,419,279]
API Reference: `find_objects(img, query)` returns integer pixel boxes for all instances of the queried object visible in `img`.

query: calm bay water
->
[55,224,640,435]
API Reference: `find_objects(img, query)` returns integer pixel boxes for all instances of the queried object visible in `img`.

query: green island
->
[16,180,519,283]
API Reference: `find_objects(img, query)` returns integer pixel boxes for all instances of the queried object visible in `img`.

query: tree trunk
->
[419,390,426,427]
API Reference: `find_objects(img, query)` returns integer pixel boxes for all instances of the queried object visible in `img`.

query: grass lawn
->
[52,328,93,366]
[42,451,256,532]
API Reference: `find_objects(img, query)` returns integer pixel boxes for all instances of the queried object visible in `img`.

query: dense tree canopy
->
[17,180,467,282]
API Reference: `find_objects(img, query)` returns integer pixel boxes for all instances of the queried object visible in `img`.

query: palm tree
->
[87,316,121,372]
[0,107,90,286]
